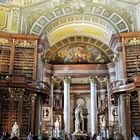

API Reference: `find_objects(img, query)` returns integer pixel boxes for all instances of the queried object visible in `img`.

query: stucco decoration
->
[29,2,132,35]
[0,6,8,30]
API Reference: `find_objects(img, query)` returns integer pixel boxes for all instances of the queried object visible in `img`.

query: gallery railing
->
[0,74,50,94]
[108,77,135,94]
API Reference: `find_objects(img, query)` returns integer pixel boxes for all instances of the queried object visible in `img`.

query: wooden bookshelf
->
[110,32,140,79]
[126,46,137,78]
[13,47,34,80]
[0,46,10,74]
[20,93,32,137]
[0,32,39,80]
[1,93,10,133]
[0,89,37,138]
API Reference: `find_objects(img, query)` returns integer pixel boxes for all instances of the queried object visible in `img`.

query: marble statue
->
[54,117,60,138]
[74,104,83,133]
[27,132,33,140]
[11,122,20,138]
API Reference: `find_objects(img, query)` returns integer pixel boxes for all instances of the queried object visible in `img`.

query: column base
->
[72,133,87,140]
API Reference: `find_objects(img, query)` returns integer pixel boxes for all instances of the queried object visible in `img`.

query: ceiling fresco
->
[0,0,139,64]
[44,36,113,64]
[28,1,133,48]
[50,43,108,64]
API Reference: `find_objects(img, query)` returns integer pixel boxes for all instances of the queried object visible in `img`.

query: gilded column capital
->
[17,88,25,95]
[120,94,131,101]
[51,76,54,82]
[63,76,71,83]
[9,88,16,98]
[112,51,120,63]
[97,76,108,84]
[136,88,140,95]
[31,94,37,101]
[89,77,97,83]
[89,76,108,84]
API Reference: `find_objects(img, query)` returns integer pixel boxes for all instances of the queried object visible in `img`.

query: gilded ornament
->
[63,77,71,83]
[16,40,32,48]
[68,0,86,13]
[0,38,9,46]
[112,51,119,63]
[41,51,47,65]
[96,76,108,85]
[126,38,140,46]
[13,7,19,17]
[89,77,98,83]
[0,7,8,30]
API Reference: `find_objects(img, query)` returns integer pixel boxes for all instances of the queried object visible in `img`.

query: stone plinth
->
[72,133,87,140]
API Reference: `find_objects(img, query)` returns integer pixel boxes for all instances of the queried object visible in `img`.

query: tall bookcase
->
[13,41,35,80]
[0,38,11,74]
[110,32,140,79]
[0,90,37,139]
[20,92,32,138]
[0,32,38,80]
[1,93,10,132]
[126,45,140,78]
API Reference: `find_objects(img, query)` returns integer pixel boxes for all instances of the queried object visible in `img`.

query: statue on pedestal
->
[74,104,84,133]
[11,122,20,138]
[54,117,60,138]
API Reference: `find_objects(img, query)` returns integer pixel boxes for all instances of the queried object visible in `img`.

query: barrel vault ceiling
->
[0,0,137,64]
[28,1,133,63]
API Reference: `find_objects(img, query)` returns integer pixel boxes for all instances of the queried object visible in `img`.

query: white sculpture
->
[74,104,84,133]
[11,122,20,138]
[54,117,60,138]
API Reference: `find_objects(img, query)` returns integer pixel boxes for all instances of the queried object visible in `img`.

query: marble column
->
[119,94,131,140]
[31,94,37,133]
[51,76,54,135]
[63,77,71,134]
[107,63,116,82]
[90,77,97,136]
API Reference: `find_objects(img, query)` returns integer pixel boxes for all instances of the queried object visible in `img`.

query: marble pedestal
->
[72,133,87,140]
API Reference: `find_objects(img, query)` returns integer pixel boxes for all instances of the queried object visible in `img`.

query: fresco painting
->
[50,43,108,64]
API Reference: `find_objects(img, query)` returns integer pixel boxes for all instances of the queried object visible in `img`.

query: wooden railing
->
[0,74,50,94]
[26,80,50,93]
[108,77,136,94]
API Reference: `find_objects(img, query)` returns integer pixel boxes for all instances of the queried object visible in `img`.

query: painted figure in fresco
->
[11,122,20,138]
[52,43,108,64]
